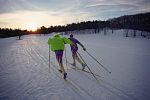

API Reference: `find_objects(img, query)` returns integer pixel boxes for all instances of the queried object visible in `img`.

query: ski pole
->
[64,45,68,70]
[85,51,111,74]
[49,45,50,73]
[77,52,99,82]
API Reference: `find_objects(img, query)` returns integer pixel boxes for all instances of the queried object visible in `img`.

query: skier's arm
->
[78,42,86,51]
[47,38,51,45]
[62,37,73,45]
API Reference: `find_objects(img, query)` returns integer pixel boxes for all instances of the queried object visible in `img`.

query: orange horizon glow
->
[26,23,38,31]
[0,10,89,31]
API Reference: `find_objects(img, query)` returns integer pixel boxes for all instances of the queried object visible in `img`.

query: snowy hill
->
[0,30,150,100]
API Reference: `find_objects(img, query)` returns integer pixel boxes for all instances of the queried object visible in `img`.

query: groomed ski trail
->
[29,36,138,100]
[0,35,143,100]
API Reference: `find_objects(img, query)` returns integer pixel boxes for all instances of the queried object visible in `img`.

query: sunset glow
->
[27,23,38,31]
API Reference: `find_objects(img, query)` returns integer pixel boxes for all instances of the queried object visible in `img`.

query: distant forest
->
[0,12,150,38]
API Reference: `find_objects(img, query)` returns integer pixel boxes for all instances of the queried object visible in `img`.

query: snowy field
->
[0,30,150,100]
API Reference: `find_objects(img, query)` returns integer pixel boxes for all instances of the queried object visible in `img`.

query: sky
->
[0,0,150,31]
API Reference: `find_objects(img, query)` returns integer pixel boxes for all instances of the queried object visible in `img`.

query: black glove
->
[83,47,86,51]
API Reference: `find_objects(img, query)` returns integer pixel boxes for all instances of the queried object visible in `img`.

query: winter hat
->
[70,34,73,37]
[53,33,60,37]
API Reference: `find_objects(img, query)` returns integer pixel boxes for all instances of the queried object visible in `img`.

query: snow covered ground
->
[0,30,150,100]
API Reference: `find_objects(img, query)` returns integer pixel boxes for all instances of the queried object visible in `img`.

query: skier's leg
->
[55,50,67,79]
[56,50,65,73]
[71,50,76,66]
[59,58,67,79]
[76,54,86,70]
[59,57,65,74]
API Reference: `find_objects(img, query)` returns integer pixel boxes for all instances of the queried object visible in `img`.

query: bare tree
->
[104,28,107,35]
[124,29,129,37]
[133,30,137,38]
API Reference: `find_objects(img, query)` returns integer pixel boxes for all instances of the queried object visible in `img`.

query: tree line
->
[0,28,34,38]
[0,12,150,38]
[108,12,150,32]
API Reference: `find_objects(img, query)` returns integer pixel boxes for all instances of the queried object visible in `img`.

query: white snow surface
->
[0,30,150,100]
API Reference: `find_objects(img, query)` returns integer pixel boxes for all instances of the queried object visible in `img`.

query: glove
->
[83,47,86,51]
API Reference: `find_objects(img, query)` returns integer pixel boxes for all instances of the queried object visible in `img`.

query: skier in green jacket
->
[48,33,73,79]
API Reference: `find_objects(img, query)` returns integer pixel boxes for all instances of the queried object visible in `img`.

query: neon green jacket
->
[48,34,73,52]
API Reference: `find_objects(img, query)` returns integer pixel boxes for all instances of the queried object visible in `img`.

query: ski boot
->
[82,63,86,70]
[59,69,62,73]
[64,72,67,79]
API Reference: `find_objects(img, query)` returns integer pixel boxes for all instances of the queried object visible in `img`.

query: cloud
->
[0,0,150,14]
[85,4,138,12]
[81,0,150,19]
[0,0,42,14]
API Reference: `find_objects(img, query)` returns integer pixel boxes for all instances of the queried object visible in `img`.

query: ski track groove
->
[23,40,64,99]
[9,39,49,99]
[50,62,92,100]
[67,61,104,78]
[67,58,137,100]
[67,63,130,100]
[0,40,35,99]
[13,40,39,98]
